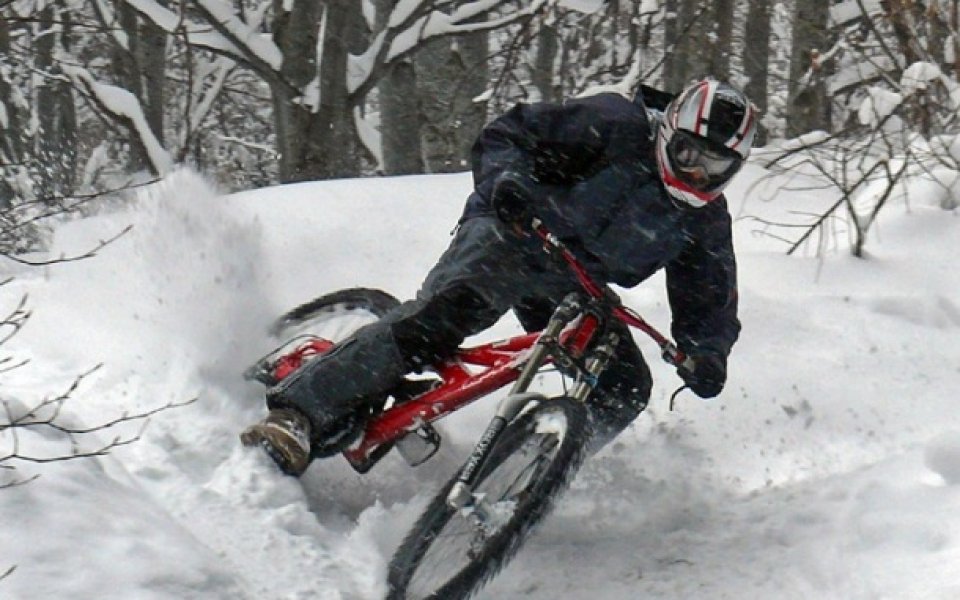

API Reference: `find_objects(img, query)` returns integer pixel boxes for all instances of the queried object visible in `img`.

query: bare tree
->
[0,2,80,206]
[748,60,959,258]
[0,213,190,489]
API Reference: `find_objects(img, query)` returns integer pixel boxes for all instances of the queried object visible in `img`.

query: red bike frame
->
[337,220,686,468]
[265,220,688,469]
[341,312,601,466]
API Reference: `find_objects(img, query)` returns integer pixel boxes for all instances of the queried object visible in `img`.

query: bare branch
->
[1,378,198,484]
[0,226,132,267]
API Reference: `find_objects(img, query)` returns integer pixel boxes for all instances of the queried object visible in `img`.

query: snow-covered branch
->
[117,0,294,97]
[347,0,551,98]
[189,0,282,70]
[61,65,174,176]
[177,57,236,159]
[119,0,267,64]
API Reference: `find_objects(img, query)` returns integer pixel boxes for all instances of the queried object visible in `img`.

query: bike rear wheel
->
[245,288,401,386]
[270,287,401,339]
[386,396,590,600]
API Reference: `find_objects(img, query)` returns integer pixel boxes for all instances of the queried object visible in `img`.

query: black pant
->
[267,216,651,451]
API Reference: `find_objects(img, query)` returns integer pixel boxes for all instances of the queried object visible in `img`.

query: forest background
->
[2,0,959,227]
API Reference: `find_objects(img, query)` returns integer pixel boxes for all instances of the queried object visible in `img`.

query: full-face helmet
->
[655,79,757,207]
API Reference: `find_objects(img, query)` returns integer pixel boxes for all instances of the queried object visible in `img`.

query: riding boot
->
[265,322,408,456]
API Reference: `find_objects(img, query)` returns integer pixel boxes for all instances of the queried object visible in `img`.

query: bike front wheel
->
[386,396,590,600]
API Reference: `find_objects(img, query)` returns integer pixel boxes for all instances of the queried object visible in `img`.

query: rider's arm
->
[471,93,649,203]
[664,198,741,361]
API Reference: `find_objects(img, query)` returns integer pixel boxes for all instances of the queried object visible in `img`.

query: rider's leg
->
[585,326,652,453]
[244,217,543,473]
[514,294,653,453]
[262,322,409,455]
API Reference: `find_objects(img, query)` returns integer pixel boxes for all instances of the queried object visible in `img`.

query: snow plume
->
[33,168,272,391]
[130,169,274,384]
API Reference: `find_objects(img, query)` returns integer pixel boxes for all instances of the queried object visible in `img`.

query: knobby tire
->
[270,287,401,337]
[386,396,590,600]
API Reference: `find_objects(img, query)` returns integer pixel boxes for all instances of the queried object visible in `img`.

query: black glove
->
[491,171,536,229]
[677,353,726,398]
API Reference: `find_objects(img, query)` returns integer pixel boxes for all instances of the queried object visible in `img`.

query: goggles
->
[667,130,742,190]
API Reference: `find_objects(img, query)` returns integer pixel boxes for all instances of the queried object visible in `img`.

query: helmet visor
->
[667,130,742,192]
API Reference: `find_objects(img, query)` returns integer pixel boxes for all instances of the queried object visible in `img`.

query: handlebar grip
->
[661,343,692,369]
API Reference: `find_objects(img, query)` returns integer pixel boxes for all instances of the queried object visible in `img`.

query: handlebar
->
[529,218,693,370]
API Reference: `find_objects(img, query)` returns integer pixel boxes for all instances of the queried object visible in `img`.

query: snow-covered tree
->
[117,0,553,181]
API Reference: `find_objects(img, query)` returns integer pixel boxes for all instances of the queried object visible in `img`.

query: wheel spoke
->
[402,411,571,599]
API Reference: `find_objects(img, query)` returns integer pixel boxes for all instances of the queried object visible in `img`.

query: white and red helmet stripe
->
[656,78,757,207]
[725,102,756,157]
[672,80,716,138]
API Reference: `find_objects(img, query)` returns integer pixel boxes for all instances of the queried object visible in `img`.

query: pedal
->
[344,440,394,474]
[396,422,442,467]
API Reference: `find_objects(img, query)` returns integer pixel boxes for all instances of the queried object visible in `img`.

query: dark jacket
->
[460,91,741,360]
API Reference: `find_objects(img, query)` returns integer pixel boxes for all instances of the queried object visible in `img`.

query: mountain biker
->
[241,78,758,476]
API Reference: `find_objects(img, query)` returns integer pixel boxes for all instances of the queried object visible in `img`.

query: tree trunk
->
[711,0,734,80]
[36,4,77,202]
[375,0,423,175]
[926,1,947,70]
[532,19,559,103]
[953,0,960,81]
[113,0,149,170]
[0,15,20,208]
[138,3,166,145]
[452,28,489,165]
[674,0,698,86]
[744,0,771,145]
[670,0,711,89]
[662,0,680,90]
[787,0,831,136]
[949,0,960,81]
[885,0,922,67]
[415,25,488,174]
[379,59,423,175]
[272,0,371,181]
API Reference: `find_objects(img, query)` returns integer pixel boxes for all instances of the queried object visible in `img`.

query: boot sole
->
[240,425,310,477]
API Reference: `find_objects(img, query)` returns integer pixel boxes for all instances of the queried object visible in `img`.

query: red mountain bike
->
[244,219,691,600]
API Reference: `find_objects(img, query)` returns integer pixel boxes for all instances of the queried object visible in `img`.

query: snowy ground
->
[1,163,959,599]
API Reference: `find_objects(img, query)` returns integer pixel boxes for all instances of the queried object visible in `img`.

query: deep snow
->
[1,164,959,599]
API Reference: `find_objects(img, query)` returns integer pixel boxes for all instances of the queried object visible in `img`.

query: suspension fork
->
[569,332,618,402]
[447,293,588,510]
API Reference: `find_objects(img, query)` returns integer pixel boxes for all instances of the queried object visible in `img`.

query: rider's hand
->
[492,171,535,232]
[677,353,726,398]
